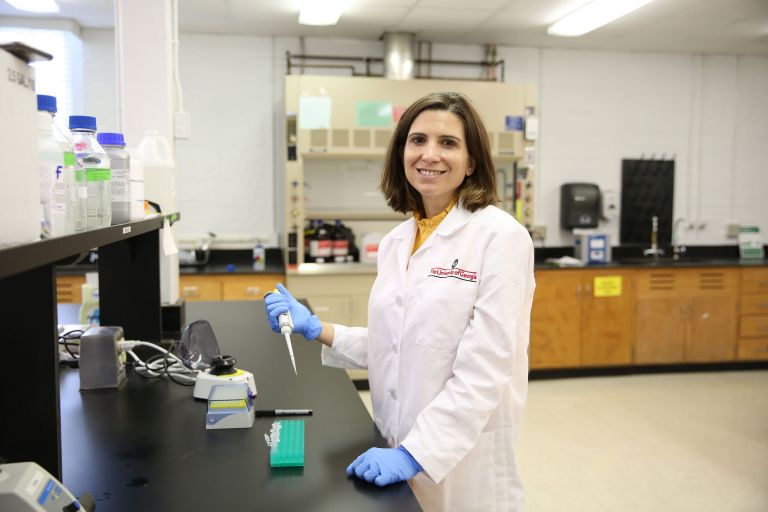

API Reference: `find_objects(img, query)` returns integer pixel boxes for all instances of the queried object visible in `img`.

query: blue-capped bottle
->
[37,95,80,236]
[69,115,111,229]
[37,94,59,237]
[97,132,131,225]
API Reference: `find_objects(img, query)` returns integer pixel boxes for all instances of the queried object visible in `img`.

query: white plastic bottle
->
[36,95,60,238]
[136,131,176,214]
[69,116,111,229]
[252,241,266,271]
[97,132,131,225]
[79,272,100,325]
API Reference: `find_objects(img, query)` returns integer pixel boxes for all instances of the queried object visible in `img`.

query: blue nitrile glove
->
[264,284,323,340]
[346,446,423,487]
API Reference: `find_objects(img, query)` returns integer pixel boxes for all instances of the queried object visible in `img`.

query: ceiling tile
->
[395,7,493,33]
[0,0,765,55]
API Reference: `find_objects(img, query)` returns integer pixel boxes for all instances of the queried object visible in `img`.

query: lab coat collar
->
[432,200,472,238]
[389,201,473,242]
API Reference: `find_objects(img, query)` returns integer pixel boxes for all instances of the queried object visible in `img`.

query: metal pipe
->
[383,32,416,80]
[414,75,500,82]
[285,51,505,81]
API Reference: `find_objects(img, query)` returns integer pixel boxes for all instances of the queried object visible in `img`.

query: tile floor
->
[357,370,768,512]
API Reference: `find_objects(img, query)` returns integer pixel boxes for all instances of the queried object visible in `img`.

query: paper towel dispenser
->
[561,183,600,229]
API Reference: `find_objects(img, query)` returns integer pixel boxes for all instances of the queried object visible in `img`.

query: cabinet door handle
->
[576,284,582,302]
[756,302,768,310]
[680,304,687,320]
[245,286,262,296]
[584,284,592,302]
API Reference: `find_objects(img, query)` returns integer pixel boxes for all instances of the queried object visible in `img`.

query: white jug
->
[136,131,176,215]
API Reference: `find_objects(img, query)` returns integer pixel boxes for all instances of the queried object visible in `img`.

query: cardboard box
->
[0,46,40,247]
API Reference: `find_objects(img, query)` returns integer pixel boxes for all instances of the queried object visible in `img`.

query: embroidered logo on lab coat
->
[428,259,478,282]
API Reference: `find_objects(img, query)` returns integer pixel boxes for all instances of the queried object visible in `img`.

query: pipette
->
[266,290,298,375]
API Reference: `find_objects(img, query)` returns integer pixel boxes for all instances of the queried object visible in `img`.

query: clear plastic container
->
[69,115,111,229]
[51,151,79,236]
[97,132,131,225]
[37,95,60,238]
[37,95,78,237]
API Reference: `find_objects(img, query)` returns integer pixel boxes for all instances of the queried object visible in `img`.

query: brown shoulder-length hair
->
[380,91,497,216]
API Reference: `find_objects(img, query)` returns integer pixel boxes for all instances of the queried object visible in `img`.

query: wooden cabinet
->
[530,269,634,369]
[222,274,283,301]
[737,268,768,360]
[581,269,635,366]
[179,275,222,301]
[634,268,738,364]
[530,271,581,368]
[58,273,285,304]
[56,275,86,304]
[180,274,284,302]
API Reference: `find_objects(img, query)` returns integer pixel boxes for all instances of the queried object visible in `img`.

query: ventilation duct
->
[382,32,415,80]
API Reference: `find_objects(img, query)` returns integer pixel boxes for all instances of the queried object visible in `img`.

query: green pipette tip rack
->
[270,420,305,467]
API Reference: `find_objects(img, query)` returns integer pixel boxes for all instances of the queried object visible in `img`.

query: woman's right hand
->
[264,284,323,340]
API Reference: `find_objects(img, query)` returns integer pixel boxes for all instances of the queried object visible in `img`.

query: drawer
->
[740,295,768,315]
[741,268,768,294]
[739,316,768,337]
[737,339,768,361]
[56,275,86,304]
[222,275,282,301]
[179,276,222,301]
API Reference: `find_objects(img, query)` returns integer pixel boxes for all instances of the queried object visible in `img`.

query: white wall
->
[79,30,768,248]
[82,29,117,132]
[538,50,768,246]
[173,33,275,244]
[82,29,276,246]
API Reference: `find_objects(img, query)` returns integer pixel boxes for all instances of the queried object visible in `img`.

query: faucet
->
[671,217,687,260]
[643,216,665,258]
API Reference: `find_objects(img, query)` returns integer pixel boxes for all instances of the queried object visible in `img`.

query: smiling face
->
[403,109,473,218]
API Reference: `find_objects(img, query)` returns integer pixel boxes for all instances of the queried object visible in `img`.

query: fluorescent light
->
[299,0,343,26]
[6,0,60,14]
[548,0,655,37]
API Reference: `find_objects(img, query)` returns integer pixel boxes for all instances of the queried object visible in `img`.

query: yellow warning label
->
[594,276,622,297]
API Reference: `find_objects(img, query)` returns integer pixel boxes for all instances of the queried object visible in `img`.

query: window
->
[0,26,82,126]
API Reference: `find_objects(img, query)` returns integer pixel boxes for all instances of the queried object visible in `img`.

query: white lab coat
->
[322,203,535,512]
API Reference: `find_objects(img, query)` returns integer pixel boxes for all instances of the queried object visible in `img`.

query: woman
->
[265,92,535,511]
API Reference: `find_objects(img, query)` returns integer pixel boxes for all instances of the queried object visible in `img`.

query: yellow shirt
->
[412,200,457,254]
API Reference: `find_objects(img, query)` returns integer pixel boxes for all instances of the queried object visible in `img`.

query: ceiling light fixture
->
[298,0,344,26]
[548,0,655,37]
[6,0,60,14]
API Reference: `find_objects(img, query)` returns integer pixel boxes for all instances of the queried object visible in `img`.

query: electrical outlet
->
[726,224,740,239]
[174,111,192,139]
[601,189,618,220]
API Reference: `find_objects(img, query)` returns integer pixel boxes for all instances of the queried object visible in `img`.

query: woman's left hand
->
[346,446,423,486]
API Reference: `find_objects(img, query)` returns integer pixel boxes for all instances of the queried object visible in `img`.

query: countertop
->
[58,301,421,511]
[534,257,768,270]
[54,247,768,276]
